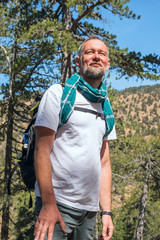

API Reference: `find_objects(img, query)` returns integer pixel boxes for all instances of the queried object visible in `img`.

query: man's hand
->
[100,215,114,240]
[34,126,65,240]
[34,203,66,240]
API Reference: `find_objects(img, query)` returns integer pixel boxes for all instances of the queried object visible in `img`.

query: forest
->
[0,1,160,239]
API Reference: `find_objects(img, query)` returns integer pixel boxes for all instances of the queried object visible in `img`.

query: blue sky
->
[105,0,160,90]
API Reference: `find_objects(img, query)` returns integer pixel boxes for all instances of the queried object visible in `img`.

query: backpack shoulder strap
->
[74,106,105,120]
[29,93,44,117]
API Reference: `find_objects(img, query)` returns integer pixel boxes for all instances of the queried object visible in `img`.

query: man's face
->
[76,39,110,80]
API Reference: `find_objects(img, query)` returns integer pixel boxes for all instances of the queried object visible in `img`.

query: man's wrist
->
[100,211,113,217]
[41,192,56,205]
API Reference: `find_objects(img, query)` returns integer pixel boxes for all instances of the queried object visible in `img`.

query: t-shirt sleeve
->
[35,84,62,132]
[104,124,117,141]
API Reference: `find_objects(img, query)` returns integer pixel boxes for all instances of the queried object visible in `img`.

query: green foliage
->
[0,1,160,239]
[9,191,35,240]
[112,190,140,240]
[109,131,160,239]
[145,201,160,239]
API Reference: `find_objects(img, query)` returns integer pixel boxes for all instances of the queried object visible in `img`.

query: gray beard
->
[81,66,105,80]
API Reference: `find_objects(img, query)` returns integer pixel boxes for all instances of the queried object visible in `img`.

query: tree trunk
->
[1,44,15,240]
[1,95,14,240]
[135,162,150,240]
[61,2,72,84]
[61,52,72,84]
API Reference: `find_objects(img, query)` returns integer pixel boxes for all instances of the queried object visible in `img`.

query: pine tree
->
[1,1,160,239]
[0,1,58,239]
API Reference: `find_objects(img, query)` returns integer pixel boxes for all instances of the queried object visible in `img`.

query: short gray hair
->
[78,35,109,58]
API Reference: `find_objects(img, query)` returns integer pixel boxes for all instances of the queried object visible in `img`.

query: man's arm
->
[34,126,66,240]
[99,140,114,240]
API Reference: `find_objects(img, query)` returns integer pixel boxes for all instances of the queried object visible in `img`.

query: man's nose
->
[92,52,100,61]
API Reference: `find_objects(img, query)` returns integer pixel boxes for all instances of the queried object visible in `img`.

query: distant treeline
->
[120,84,160,94]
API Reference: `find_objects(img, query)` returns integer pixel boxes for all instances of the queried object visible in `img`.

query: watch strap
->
[100,211,113,217]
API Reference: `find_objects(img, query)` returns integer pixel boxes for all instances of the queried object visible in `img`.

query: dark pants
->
[35,197,97,240]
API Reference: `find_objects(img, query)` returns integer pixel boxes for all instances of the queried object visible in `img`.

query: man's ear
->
[106,59,110,71]
[76,56,80,67]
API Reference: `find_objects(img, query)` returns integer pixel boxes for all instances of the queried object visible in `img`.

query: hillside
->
[113,84,160,138]
[0,84,160,154]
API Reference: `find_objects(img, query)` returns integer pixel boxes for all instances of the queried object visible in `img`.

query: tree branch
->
[71,0,107,32]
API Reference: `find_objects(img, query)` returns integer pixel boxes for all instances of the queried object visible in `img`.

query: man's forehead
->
[82,39,108,52]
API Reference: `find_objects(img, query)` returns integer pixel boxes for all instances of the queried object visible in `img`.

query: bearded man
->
[34,36,116,240]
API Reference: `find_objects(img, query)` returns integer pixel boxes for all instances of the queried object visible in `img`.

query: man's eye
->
[100,52,106,56]
[86,50,93,54]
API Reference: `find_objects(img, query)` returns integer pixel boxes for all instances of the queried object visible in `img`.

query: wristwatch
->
[100,211,113,217]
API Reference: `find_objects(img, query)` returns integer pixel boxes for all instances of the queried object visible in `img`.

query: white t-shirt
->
[35,84,117,211]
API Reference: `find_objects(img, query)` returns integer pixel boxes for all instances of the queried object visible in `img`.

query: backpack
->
[7,94,42,200]
[8,88,107,205]
[18,95,41,190]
